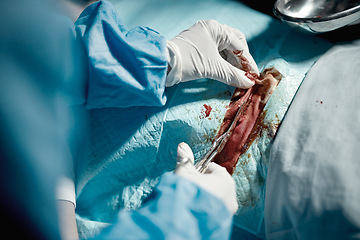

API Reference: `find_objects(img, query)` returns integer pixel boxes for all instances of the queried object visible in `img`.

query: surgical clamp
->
[195,101,245,173]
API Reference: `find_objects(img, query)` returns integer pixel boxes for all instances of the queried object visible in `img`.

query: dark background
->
[239,0,360,43]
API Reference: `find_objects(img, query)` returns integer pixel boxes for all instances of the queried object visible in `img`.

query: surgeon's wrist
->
[165,40,182,87]
[56,175,76,208]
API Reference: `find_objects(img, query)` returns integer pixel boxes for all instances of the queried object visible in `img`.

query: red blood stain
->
[204,104,212,117]
[245,72,259,81]
[200,104,212,119]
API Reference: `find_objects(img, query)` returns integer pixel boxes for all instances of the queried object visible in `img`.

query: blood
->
[203,104,212,117]
[245,72,258,81]
[233,50,255,75]
[200,104,212,119]
[213,67,282,174]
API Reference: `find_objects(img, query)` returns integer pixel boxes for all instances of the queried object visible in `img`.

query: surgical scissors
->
[195,101,246,173]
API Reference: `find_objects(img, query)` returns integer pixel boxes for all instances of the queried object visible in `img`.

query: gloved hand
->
[175,142,238,215]
[166,20,259,88]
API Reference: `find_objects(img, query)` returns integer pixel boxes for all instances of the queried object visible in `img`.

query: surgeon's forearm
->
[101,173,233,239]
[57,200,79,240]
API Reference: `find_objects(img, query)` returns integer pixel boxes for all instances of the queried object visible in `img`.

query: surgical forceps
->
[195,101,245,173]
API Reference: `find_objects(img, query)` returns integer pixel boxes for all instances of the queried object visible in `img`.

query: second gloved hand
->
[166,20,259,88]
[175,142,238,215]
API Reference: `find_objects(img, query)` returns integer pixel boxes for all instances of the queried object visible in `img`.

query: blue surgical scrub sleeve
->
[100,173,233,240]
[75,0,168,109]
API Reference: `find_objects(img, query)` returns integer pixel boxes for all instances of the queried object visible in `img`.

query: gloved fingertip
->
[249,64,260,77]
[165,40,183,87]
[177,142,194,164]
[217,59,255,89]
[233,71,256,89]
[229,201,239,215]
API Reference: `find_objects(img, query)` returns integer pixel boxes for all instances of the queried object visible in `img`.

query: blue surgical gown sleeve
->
[74,0,168,109]
[100,173,233,240]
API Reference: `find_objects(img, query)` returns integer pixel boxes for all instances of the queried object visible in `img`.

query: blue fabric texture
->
[75,0,168,109]
[100,173,233,240]
[264,41,360,239]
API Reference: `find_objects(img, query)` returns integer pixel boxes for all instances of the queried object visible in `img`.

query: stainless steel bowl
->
[274,0,360,33]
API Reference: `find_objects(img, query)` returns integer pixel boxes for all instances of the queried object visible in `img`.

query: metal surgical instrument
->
[195,101,246,173]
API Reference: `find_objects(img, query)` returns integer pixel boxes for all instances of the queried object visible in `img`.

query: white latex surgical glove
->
[175,142,238,215]
[166,20,259,88]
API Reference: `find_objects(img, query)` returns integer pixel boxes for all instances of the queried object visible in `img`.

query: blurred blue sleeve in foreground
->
[0,0,87,238]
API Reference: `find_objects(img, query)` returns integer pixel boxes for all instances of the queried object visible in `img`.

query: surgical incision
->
[213,67,282,174]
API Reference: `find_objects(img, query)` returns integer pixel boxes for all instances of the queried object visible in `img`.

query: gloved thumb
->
[175,142,196,173]
[174,143,239,215]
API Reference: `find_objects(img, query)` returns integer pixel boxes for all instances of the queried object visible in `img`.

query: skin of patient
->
[213,68,282,174]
